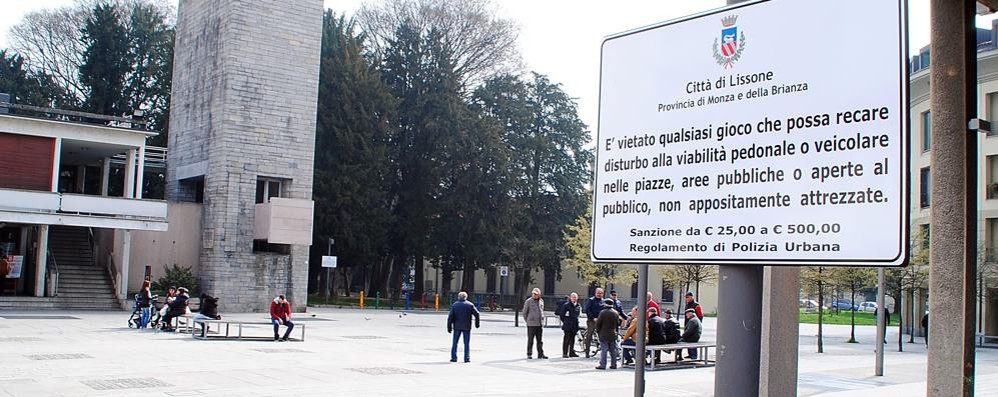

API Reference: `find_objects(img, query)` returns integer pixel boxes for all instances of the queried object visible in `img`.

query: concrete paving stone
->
[1,308,997,396]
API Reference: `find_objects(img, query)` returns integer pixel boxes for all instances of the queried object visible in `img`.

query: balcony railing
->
[0,188,167,227]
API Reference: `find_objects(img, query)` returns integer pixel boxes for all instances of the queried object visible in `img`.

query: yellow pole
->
[360,291,365,309]
[435,293,440,311]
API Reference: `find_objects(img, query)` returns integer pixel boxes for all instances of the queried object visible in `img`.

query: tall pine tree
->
[312,11,395,297]
[78,3,131,118]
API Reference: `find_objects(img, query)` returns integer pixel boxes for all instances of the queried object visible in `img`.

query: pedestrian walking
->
[583,287,605,358]
[558,292,581,358]
[447,291,480,363]
[522,288,548,359]
[594,298,621,369]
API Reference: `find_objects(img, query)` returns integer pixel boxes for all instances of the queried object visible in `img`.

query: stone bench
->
[620,341,715,370]
[191,318,305,342]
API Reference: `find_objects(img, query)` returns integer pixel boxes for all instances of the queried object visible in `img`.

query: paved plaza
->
[0,307,997,396]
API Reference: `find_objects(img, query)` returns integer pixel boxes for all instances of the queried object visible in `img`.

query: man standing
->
[583,288,605,358]
[270,294,295,342]
[646,291,661,317]
[523,288,548,359]
[559,292,581,358]
[684,292,704,324]
[610,290,626,321]
[594,298,621,370]
[447,291,480,363]
[679,308,702,360]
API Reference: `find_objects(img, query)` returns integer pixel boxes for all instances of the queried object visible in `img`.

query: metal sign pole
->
[633,264,649,397]
[715,265,763,396]
[876,267,886,376]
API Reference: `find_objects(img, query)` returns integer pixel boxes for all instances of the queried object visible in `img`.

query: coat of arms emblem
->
[713,15,746,69]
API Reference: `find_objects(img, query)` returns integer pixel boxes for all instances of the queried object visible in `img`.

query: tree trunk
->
[818,280,824,353]
[897,286,904,352]
[907,289,915,343]
[695,280,701,298]
[441,269,453,296]
[849,285,857,343]
[461,264,476,293]
[415,253,425,297]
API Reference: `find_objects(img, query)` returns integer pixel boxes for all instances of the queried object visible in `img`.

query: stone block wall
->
[167,0,322,312]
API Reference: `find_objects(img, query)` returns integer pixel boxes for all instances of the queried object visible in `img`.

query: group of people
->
[133,282,193,331]
[445,287,705,369]
[573,288,703,370]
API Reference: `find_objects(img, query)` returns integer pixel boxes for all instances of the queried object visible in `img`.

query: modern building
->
[0,102,168,310]
[908,20,998,341]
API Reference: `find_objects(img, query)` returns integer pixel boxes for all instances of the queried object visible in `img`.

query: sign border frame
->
[590,0,911,267]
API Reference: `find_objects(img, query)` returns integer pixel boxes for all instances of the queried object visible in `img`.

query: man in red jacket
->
[270,295,294,342]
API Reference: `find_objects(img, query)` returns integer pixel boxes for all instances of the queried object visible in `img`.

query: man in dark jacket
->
[583,288,605,358]
[684,292,704,325]
[679,309,702,360]
[663,309,681,344]
[647,308,667,363]
[559,292,581,358]
[447,291,481,363]
[594,298,621,370]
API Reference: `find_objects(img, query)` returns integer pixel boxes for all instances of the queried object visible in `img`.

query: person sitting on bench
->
[270,295,294,342]
[647,308,668,364]
[161,287,190,332]
[193,294,221,336]
[677,308,702,361]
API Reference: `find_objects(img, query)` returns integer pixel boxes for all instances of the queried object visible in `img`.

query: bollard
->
[435,293,440,311]
[421,293,426,309]
[360,291,365,309]
[376,292,380,309]
[405,292,411,311]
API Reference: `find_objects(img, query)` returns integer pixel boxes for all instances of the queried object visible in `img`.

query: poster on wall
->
[5,255,23,278]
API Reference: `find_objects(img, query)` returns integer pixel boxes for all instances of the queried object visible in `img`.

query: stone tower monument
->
[166,0,323,311]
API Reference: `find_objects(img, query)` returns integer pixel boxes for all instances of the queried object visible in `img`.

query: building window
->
[989,155,998,200]
[662,285,675,303]
[919,223,930,252]
[989,93,998,131]
[922,111,931,152]
[920,167,930,208]
[255,177,284,204]
[543,267,556,295]
[988,219,998,260]
[486,267,497,293]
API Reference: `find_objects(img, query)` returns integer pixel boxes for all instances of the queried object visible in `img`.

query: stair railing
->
[45,248,58,297]
[88,227,122,305]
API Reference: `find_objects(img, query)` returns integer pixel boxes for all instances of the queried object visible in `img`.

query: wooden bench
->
[191,319,306,342]
[621,341,716,370]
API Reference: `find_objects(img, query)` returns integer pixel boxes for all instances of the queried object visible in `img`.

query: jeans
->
[526,326,544,357]
[622,339,636,362]
[272,318,294,339]
[451,329,471,361]
[598,338,619,368]
[688,347,698,360]
[139,307,151,328]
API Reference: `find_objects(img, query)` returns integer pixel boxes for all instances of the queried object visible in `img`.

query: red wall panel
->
[0,133,54,191]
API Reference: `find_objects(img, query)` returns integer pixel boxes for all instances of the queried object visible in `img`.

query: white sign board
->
[499,266,509,277]
[321,256,337,268]
[592,0,908,266]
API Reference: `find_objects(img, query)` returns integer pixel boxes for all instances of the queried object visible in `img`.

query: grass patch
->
[798,310,900,326]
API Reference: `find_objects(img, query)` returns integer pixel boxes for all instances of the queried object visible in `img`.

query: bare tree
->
[355,0,521,89]
[7,0,175,103]
[802,266,829,353]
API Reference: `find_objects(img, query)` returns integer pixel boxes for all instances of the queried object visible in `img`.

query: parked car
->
[799,299,819,311]
[859,302,878,312]
[829,299,858,311]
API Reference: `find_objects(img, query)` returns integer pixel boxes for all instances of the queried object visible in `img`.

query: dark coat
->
[594,307,620,341]
[447,299,480,332]
[682,316,702,343]
[648,315,667,345]
[168,293,189,316]
[138,289,152,308]
[585,296,604,320]
[664,318,681,344]
[559,301,581,332]
[200,294,220,319]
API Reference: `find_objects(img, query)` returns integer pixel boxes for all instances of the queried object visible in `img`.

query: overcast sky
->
[1,0,996,138]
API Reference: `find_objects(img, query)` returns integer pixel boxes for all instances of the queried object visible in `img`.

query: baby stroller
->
[127,293,159,328]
